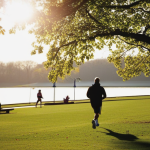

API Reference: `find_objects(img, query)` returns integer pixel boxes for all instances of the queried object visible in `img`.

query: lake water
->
[0,86,150,105]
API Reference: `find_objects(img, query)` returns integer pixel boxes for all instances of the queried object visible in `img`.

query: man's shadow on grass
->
[100,128,150,149]
[101,128,138,141]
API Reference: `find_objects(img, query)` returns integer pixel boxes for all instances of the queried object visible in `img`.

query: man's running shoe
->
[96,123,99,126]
[92,120,96,129]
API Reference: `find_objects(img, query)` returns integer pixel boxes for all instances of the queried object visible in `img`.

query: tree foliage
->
[3,0,150,82]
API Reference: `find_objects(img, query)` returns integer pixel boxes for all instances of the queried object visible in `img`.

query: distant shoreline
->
[1,81,150,88]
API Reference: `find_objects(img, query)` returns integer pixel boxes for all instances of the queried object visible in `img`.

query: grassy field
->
[0,96,150,150]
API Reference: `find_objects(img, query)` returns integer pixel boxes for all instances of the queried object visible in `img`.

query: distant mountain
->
[65,59,150,82]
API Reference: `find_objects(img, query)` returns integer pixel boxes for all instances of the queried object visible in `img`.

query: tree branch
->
[120,46,137,58]
[117,35,149,58]
[86,9,102,26]
[100,0,142,9]
[117,35,150,52]
[53,29,150,58]
[52,40,78,60]
[135,8,150,14]
[91,29,150,46]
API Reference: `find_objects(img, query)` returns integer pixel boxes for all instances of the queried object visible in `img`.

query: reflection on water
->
[0,87,150,105]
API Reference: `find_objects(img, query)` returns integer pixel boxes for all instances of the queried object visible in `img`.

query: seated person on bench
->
[64,95,70,104]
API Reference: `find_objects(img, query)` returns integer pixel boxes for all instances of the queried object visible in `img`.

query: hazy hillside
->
[65,59,150,82]
[1,59,150,87]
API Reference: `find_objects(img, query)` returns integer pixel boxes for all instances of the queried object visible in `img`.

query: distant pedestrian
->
[87,77,106,129]
[35,90,43,108]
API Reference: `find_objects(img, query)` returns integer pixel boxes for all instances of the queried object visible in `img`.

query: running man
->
[87,77,106,129]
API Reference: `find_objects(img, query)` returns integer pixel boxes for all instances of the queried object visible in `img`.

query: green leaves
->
[29,0,150,82]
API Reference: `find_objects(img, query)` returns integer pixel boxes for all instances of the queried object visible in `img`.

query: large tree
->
[4,0,150,82]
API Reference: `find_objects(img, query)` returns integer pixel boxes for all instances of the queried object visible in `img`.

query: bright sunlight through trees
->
[5,1,33,25]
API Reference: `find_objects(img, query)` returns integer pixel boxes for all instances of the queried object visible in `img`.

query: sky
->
[0,1,110,64]
[0,29,110,64]
[0,29,50,64]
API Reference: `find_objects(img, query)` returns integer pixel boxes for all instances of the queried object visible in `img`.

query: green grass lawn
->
[0,96,150,150]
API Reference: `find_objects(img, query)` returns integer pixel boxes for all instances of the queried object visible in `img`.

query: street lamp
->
[52,68,56,103]
[74,78,81,101]
[53,82,56,103]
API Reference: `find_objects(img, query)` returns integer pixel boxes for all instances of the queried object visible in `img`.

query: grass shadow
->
[100,128,150,149]
[101,127,138,141]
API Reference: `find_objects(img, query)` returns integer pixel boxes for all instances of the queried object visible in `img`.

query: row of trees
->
[0,61,49,85]
[0,59,149,86]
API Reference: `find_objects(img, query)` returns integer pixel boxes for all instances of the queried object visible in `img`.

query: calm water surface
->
[0,86,150,105]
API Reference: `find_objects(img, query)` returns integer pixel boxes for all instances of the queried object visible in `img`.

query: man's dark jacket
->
[87,83,106,107]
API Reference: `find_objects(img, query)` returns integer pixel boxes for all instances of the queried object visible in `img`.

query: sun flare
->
[5,1,33,24]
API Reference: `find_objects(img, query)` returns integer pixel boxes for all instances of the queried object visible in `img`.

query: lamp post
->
[52,68,56,103]
[74,78,81,101]
[53,82,56,103]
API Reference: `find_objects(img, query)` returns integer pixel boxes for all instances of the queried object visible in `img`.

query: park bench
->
[0,103,14,114]
[44,101,74,105]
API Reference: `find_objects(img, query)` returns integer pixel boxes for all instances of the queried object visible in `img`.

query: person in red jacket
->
[35,90,43,108]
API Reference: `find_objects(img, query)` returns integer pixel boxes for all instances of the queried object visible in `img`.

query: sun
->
[5,1,33,24]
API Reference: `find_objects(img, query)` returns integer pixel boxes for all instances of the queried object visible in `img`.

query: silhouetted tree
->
[21,61,37,83]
